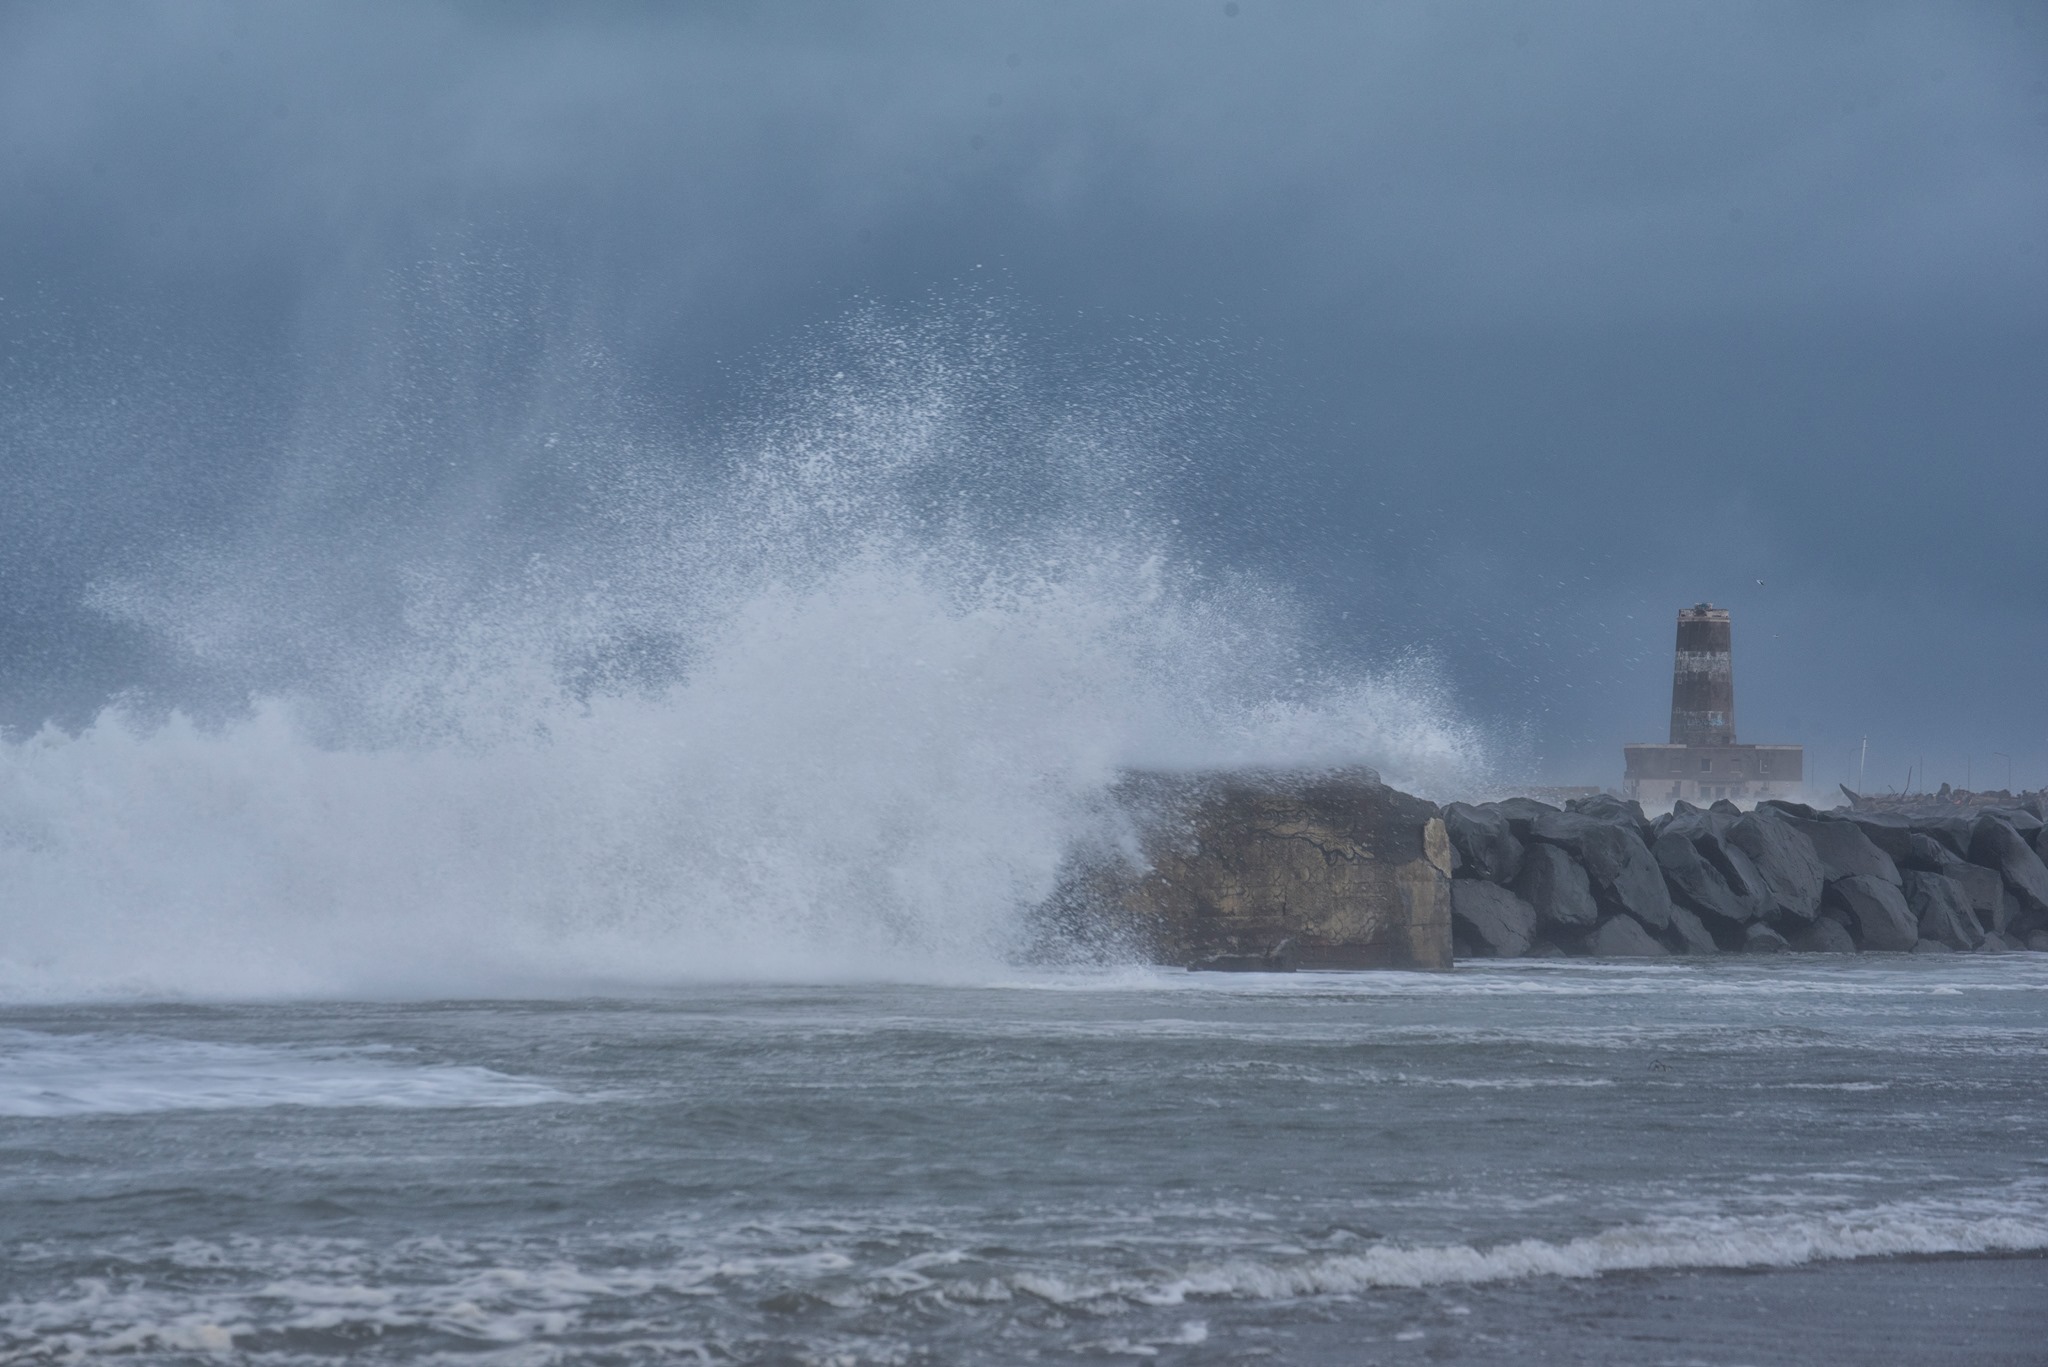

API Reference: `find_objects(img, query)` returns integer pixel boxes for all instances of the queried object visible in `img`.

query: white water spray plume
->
[0,307,1484,1000]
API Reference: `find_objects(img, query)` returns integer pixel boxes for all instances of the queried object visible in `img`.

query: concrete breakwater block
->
[1099,768,1453,971]
[1047,776,2048,968]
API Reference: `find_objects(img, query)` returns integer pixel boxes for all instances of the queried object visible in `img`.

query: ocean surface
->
[3,957,2045,1365]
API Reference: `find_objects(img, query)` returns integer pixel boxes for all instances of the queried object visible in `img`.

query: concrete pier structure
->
[1089,769,1454,971]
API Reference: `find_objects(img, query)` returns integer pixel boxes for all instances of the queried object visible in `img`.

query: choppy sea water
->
[3,958,2045,1364]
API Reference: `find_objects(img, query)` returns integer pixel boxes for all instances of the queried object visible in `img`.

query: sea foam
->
[0,311,1482,1000]
[0,1028,566,1117]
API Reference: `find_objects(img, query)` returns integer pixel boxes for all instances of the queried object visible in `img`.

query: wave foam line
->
[1025,1197,2048,1306]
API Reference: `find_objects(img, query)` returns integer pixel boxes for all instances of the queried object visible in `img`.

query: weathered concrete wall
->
[1107,769,1452,971]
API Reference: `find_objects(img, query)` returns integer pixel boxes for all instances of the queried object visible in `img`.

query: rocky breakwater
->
[1085,768,1454,970]
[1443,791,2048,958]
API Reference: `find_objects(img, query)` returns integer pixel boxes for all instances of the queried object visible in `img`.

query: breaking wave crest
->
[0,1028,567,1118]
[0,308,1483,1000]
[4,1194,2041,1362]
[1074,1195,2048,1304]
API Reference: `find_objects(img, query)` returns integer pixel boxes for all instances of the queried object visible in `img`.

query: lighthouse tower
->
[1669,603,1734,747]
[1623,603,1802,808]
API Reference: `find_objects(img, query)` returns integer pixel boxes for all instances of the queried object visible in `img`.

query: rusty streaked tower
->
[1669,603,1734,746]
[1623,603,1801,807]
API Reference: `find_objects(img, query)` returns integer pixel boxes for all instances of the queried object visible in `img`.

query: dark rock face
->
[1664,904,1717,955]
[1705,838,1769,913]
[1742,923,1790,954]
[1664,809,1768,911]
[1451,880,1537,958]
[1112,770,1453,970]
[1566,793,1654,844]
[1944,863,2006,933]
[1822,874,1919,952]
[1792,918,1857,953]
[1912,939,1954,954]
[1899,833,1960,873]
[1442,803,1524,886]
[1726,809,1825,924]
[1653,830,1754,937]
[1919,814,1976,859]
[1510,843,1599,934]
[1841,811,1917,862]
[1760,799,1821,820]
[1779,813,1901,886]
[1902,871,1984,951]
[1969,816,2048,917]
[1528,813,1672,931]
[1491,797,1560,839]
[1983,805,2044,837]
[1588,915,1667,957]
[2029,930,2048,953]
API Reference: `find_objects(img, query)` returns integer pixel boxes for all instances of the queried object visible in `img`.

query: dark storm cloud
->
[2,1,2045,786]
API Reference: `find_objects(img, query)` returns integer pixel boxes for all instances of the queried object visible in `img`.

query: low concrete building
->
[1624,604,1803,808]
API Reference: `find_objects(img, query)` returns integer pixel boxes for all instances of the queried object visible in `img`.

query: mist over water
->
[0,302,1483,1000]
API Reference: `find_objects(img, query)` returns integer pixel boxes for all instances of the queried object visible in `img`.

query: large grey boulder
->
[1841,811,1917,862]
[1443,803,1524,885]
[1451,880,1537,958]
[1664,904,1718,955]
[1779,813,1902,886]
[1899,833,1961,873]
[1490,797,1560,840]
[1902,870,1985,951]
[1983,805,2044,837]
[2028,930,2048,953]
[1822,874,1919,952]
[1664,808,1768,910]
[1913,813,1976,859]
[2035,825,2048,866]
[1742,923,1790,954]
[1705,838,1769,914]
[1945,863,2007,933]
[1510,842,1599,934]
[1793,918,1857,953]
[1727,808,1825,924]
[1587,915,1668,958]
[1566,793,1655,845]
[1912,939,1954,955]
[1969,815,2048,918]
[1761,799,1821,820]
[1653,829,1755,936]
[1528,812,1673,931]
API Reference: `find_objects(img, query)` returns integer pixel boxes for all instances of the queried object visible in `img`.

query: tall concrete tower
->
[1668,603,1734,747]
[1626,602,1798,807]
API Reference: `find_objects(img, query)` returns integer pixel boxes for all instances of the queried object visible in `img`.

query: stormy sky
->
[3,0,2045,791]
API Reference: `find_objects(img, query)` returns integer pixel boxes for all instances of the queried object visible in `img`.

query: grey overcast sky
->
[3,1,2045,789]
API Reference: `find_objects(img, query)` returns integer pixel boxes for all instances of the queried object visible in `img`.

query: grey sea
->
[3,957,2045,1365]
